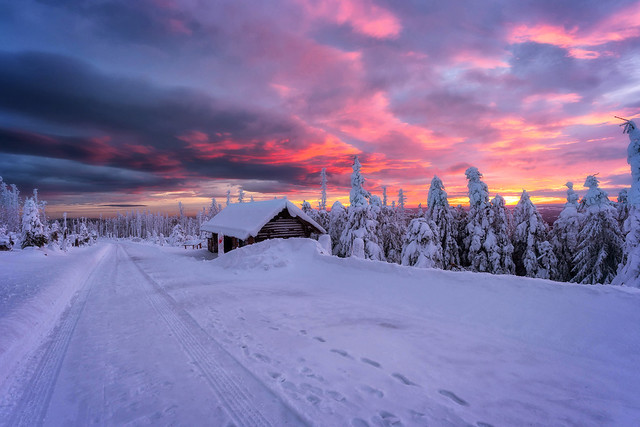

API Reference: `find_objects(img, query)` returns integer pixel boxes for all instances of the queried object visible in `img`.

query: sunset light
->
[1,0,638,217]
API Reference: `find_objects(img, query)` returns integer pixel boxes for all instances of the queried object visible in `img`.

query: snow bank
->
[213,238,328,271]
[0,243,110,387]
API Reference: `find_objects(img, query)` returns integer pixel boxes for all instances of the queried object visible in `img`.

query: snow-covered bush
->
[328,201,347,257]
[351,237,365,259]
[168,223,186,246]
[21,197,47,249]
[0,226,11,251]
[401,217,443,268]
[513,190,558,279]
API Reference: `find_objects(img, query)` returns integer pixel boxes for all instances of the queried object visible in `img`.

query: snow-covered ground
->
[1,239,639,426]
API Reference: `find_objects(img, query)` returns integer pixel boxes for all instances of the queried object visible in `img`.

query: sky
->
[1,0,639,217]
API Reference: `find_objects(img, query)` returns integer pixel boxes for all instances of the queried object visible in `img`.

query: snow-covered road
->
[1,243,304,426]
[1,239,639,426]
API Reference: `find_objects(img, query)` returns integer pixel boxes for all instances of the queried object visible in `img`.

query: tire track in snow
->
[122,245,307,427]
[0,244,114,427]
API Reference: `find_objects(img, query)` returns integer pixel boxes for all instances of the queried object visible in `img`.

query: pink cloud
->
[507,2,640,58]
[297,0,402,39]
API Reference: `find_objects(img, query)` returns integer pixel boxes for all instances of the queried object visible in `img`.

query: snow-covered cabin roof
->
[200,199,326,240]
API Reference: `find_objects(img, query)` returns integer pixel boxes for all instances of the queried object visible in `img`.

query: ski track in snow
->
[0,243,307,427]
[0,247,111,426]
[122,245,307,426]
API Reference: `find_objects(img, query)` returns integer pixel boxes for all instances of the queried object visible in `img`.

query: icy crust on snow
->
[200,199,326,240]
[213,237,329,270]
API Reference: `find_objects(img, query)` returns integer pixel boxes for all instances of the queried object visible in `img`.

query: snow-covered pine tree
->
[382,186,388,207]
[77,221,91,246]
[513,190,558,279]
[463,167,491,271]
[401,217,443,268]
[397,189,406,212]
[168,223,186,246]
[226,190,231,206]
[616,189,630,228]
[301,200,313,214]
[426,176,460,269]
[320,168,328,211]
[238,188,245,203]
[21,197,47,248]
[301,200,323,230]
[207,198,221,219]
[48,220,62,249]
[340,157,383,260]
[349,156,368,208]
[572,175,624,284]
[551,182,582,281]
[613,119,640,287]
[377,201,406,264]
[486,194,516,275]
[0,177,20,233]
[328,201,348,257]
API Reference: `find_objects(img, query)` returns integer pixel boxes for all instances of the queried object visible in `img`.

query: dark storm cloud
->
[0,51,274,144]
[0,153,181,196]
[34,0,209,50]
[0,50,316,193]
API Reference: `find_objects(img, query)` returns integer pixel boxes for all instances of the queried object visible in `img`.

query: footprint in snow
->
[306,394,321,405]
[299,329,307,335]
[476,423,495,427]
[359,385,383,398]
[313,336,326,342]
[351,418,369,427]
[377,411,402,426]
[330,349,351,358]
[327,390,346,402]
[391,373,418,386]
[253,353,271,363]
[361,357,381,368]
[438,389,469,406]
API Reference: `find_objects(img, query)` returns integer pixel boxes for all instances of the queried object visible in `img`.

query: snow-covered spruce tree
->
[551,182,582,282]
[513,190,558,279]
[572,175,623,284]
[382,186,388,207]
[21,197,47,248]
[397,188,407,211]
[301,200,323,231]
[339,156,384,260]
[401,217,443,268]
[463,167,491,271]
[319,168,328,211]
[207,198,221,220]
[486,194,516,275]
[238,188,245,203]
[617,189,630,227]
[328,201,348,257]
[226,190,231,206]
[0,177,21,233]
[76,221,91,246]
[48,220,62,249]
[378,203,406,264]
[426,176,461,269]
[613,119,640,287]
[168,223,186,246]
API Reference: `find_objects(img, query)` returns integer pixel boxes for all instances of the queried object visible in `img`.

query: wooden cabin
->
[200,199,326,253]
